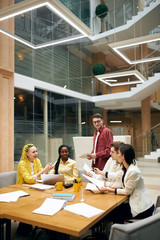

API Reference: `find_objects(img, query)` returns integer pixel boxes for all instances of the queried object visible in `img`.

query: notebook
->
[41,174,65,185]
[52,193,75,202]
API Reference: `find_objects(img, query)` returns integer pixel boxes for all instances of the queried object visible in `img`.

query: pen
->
[92,159,95,170]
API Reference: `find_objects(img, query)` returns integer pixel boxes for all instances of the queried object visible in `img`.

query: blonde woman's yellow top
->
[16,158,43,184]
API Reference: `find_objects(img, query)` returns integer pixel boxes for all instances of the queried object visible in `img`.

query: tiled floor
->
[4,159,160,239]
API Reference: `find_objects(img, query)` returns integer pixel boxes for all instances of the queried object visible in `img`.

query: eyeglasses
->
[93,120,101,124]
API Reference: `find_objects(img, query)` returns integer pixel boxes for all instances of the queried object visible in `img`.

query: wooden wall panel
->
[0,0,14,72]
[0,0,14,172]
[0,71,14,172]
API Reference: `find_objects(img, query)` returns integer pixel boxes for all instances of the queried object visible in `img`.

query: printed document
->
[23,183,54,190]
[64,202,104,218]
[82,174,105,188]
[0,190,29,202]
[79,153,89,159]
[85,183,101,193]
[83,163,93,172]
[33,198,67,216]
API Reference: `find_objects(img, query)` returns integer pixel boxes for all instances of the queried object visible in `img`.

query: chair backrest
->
[156,196,160,208]
[154,196,160,214]
[0,171,17,188]
[109,212,160,240]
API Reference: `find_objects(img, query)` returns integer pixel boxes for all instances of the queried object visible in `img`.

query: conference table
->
[0,183,127,239]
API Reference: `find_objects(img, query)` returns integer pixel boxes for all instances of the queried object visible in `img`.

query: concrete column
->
[0,0,14,172]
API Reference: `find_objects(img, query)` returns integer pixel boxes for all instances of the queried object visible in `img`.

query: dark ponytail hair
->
[119,144,136,166]
[55,145,70,174]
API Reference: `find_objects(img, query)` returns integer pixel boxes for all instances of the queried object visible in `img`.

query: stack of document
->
[0,190,29,202]
[64,202,104,218]
[32,198,67,216]
[52,193,75,202]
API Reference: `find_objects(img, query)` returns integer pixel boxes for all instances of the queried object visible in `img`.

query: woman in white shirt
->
[92,141,124,188]
[99,144,154,223]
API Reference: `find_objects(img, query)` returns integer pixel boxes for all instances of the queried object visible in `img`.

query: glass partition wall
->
[92,0,155,34]
[15,40,94,96]
[13,0,99,167]
[13,0,160,165]
[14,88,100,167]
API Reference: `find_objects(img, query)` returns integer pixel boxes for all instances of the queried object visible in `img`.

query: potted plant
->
[95,4,108,18]
[92,63,106,95]
[92,63,106,75]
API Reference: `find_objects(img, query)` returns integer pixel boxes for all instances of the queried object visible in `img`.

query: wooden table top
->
[1,183,127,237]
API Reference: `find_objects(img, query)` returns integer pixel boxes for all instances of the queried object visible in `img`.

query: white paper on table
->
[64,202,104,218]
[85,183,101,193]
[82,174,105,188]
[36,179,43,183]
[0,193,11,202]
[79,153,89,159]
[0,190,29,202]
[23,183,54,190]
[32,198,67,216]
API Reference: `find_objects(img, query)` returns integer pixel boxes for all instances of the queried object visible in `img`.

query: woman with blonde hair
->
[16,144,53,184]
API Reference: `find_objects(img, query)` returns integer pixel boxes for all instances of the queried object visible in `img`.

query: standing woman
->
[51,145,78,183]
[99,144,154,223]
[16,144,54,184]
